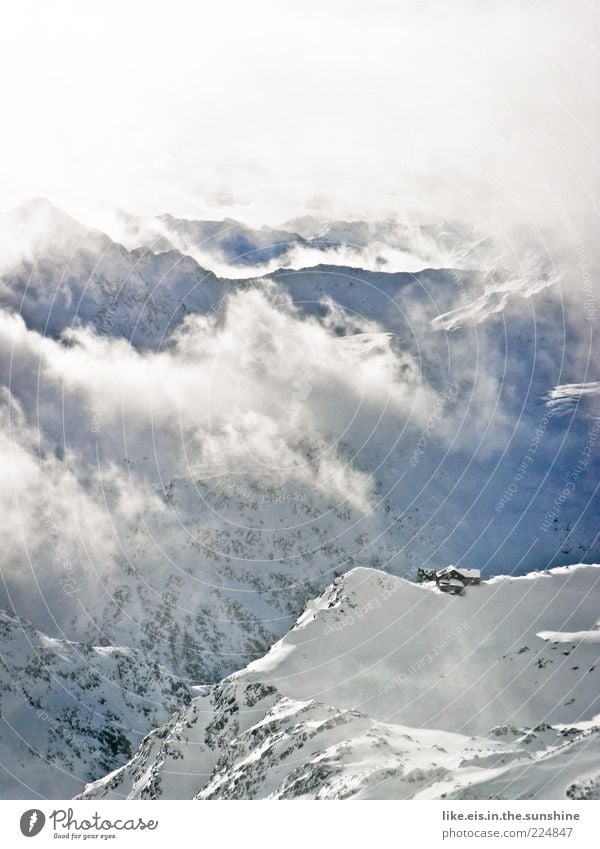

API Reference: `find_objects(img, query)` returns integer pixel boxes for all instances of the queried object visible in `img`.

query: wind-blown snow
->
[545,382,600,417]
[537,629,600,645]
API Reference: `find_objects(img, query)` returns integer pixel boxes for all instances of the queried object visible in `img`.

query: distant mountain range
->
[76,201,478,277]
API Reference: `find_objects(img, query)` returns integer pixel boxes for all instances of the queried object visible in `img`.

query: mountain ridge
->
[80,563,600,800]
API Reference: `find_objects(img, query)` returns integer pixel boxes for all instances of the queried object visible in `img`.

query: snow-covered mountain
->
[0,199,598,799]
[81,564,600,800]
[80,204,484,277]
[0,199,226,347]
[0,608,191,799]
[112,211,309,270]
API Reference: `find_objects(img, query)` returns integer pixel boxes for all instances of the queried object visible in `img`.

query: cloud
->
[0,283,445,639]
[19,285,437,509]
[0,389,125,624]
[0,0,597,248]
[545,382,600,417]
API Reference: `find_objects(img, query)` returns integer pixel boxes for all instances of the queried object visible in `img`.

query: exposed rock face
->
[0,609,191,799]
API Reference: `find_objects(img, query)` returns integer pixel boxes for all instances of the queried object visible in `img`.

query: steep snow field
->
[0,610,191,798]
[82,565,600,800]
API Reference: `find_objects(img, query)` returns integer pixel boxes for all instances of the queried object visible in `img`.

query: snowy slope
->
[0,199,225,347]
[0,609,191,799]
[81,565,600,800]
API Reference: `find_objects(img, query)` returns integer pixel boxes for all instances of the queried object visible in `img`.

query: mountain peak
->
[5,196,79,224]
[0,197,91,243]
[0,198,116,270]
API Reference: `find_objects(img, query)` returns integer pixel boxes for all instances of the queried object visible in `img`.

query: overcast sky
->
[0,0,598,230]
